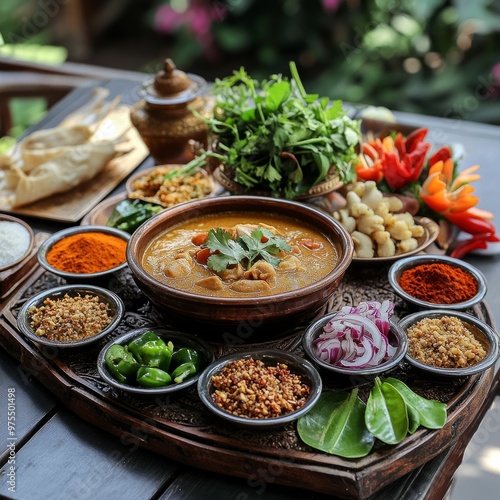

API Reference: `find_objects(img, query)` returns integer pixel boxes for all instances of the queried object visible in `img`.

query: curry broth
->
[142,212,338,297]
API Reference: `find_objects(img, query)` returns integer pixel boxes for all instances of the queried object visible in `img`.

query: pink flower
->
[154,5,182,34]
[322,0,342,12]
[153,1,226,59]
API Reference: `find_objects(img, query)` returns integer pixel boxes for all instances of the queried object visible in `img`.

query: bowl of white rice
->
[0,214,34,271]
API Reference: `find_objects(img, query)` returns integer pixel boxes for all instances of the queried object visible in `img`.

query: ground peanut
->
[211,358,310,419]
[407,315,487,368]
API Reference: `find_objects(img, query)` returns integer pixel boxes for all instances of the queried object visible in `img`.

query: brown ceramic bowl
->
[127,195,354,338]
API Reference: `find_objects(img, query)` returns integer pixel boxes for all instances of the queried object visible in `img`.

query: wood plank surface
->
[0,347,56,464]
[0,409,179,500]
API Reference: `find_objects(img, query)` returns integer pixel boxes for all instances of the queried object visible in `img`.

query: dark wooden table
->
[1,81,499,500]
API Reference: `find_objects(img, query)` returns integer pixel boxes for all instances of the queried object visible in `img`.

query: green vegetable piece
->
[107,199,161,234]
[138,339,173,372]
[171,347,201,371]
[365,377,408,445]
[406,404,421,434]
[136,366,172,387]
[107,199,140,227]
[126,331,162,363]
[171,362,197,384]
[297,390,375,458]
[105,344,140,383]
[384,378,447,430]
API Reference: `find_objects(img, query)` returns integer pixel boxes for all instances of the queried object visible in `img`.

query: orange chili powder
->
[399,262,478,304]
[47,232,127,274]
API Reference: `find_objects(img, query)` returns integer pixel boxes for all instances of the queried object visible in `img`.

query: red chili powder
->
[399,262,478,304]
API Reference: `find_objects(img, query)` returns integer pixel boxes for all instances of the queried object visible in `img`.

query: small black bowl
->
[97,327,215,397]
[303,314,408,384]
[37,225,130,285]
[399,309,499,378]
[17,284,125,348]
[197,349,322,429]
[388,254,487,310]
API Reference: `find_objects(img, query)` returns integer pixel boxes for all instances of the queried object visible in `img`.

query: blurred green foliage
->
[151,0,500,124]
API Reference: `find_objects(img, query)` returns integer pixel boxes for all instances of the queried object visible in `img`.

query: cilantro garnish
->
[205,227,291,272]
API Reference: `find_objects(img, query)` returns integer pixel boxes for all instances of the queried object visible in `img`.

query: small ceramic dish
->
[351,216,440,264]
[0,214,35,271]
[17,284,125,348]
[302,315,408,382]
[97,327,215,396]
[388,254,487,310]
[126,164,218,208]
[399,309,499,377]
[37,225,130,284]
[197,349,322,429]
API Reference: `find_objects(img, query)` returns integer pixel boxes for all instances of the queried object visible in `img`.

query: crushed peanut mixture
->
[28,293,112,342]
[129,167,213,208]
[407,315,487,368]
[210,358,310,419]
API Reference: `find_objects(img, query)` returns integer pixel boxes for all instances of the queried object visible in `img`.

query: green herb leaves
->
[297,390,375,458]
[205,226,291,272]
[206,62,360,199]
[297,377,448,458]
[365,378,408,445]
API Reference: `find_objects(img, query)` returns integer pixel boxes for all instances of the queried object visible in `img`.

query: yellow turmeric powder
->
[46,232,127,274]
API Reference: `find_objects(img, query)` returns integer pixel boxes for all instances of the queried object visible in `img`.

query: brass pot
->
[130,59,214,164]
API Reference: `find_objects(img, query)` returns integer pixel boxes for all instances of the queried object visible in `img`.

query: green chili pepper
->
[171,362,197,384]
[136,366,172,387]
[171,347,201,371]
[127,331,162,363]
[105,344,140,383]
[138,339,174,372]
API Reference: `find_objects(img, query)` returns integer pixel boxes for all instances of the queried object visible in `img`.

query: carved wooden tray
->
[0,264,496,499]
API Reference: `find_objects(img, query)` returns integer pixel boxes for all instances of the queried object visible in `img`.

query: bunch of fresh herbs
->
[186,62,360,199]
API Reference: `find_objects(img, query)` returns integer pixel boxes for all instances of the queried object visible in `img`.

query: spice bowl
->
[197,349,322,430]
[17,284,125,349]
[399,309,499,378]
[97,327,215,397]
[388,254,487,311]
[302,315,408,384]
[0,214,35,272]
[37,225,130,285]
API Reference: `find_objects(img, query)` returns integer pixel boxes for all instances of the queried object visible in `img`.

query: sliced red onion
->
[313,301,396,369]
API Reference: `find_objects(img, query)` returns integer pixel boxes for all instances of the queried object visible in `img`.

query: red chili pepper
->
[362,143,380,161]
[394,133,406,157]
[444,212,498,235]
[382,152,407,190]
[404,141,431,183]
[450,238,488,259]
[405,127,428,153]
[429,146,452,166]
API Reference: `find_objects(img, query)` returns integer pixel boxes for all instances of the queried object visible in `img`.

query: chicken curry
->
[142,212,339,298]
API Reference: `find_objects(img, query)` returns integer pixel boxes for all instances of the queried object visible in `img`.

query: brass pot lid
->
[140,58,208,106]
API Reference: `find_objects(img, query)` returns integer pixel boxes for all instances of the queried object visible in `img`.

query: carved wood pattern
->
[0,264,495,499]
